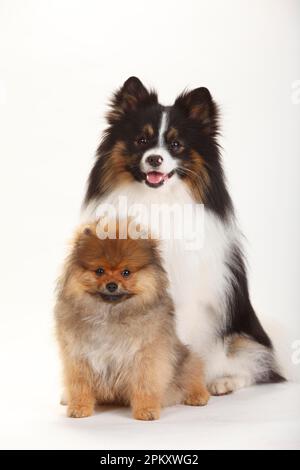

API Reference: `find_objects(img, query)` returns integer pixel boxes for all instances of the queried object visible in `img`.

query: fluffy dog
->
[55,223,209,420]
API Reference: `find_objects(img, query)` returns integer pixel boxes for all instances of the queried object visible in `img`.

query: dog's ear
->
[82,226,92,236]
[175,87,218,135]
[76,223,97,241]
[107,77,158,123]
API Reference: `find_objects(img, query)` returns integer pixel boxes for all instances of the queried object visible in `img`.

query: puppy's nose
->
[106,282,118,293]
[146,155,163,168]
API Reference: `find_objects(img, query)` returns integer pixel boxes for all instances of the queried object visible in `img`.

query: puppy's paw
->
[184,389,210,406]
[209,376,248,396]
[67,403,94,418]
[133,407,160,421]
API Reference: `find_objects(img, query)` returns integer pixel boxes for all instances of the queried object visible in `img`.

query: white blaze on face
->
[140,111,177,185]
[158,111,168,146]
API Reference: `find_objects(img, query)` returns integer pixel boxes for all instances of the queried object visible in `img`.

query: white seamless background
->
[0,0,299,450]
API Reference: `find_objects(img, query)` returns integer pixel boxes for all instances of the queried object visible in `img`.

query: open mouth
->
[144,170,175,188]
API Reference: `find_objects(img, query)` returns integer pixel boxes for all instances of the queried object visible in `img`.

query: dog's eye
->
[170,140,181,150]
[95,267,105,276]
[121,269,131,277]
[137,136,148,145]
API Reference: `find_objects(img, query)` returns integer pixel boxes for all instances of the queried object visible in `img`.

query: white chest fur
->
[82,178,238,356]
[70,308,146,381]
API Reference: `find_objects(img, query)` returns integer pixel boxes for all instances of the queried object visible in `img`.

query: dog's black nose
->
[106,282,118,292]
[146,155,163,168]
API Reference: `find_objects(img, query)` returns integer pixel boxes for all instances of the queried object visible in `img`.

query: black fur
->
[258,370,286,384]
[225,244,285,382]
[225,245,272,348]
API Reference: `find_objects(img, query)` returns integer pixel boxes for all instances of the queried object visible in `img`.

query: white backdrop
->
[0,0,299,450]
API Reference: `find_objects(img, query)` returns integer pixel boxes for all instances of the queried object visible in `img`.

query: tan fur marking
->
[143,124,154,137]
[167,127,178,140]
[100,141,133,194]
[182,149,210,202]
[228,335,259,356]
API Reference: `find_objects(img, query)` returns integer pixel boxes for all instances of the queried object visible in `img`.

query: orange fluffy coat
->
[55,223,209,420]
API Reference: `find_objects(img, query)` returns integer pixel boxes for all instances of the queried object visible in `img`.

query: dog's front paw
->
[184,389,210,406]
[67,403,94,418]
[209,376,248,396]
[133,407,160,421]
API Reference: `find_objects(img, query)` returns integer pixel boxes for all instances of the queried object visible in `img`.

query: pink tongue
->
[146,171,165,185]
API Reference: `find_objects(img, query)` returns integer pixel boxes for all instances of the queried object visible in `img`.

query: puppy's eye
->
[137,136,148,145]
[95,267,105,276]
[170,140,181,150]
[121,269,131,277]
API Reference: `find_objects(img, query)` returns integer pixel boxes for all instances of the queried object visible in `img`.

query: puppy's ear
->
[72,223,99,263]
[108,77,158,123]
[175,87,218,135]
[83,226,92,236]
[75,223,97,242]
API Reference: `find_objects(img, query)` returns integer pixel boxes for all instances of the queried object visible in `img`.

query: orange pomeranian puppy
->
[55,222,209,420]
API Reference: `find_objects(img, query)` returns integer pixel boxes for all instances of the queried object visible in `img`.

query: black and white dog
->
[82,77,284,394]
